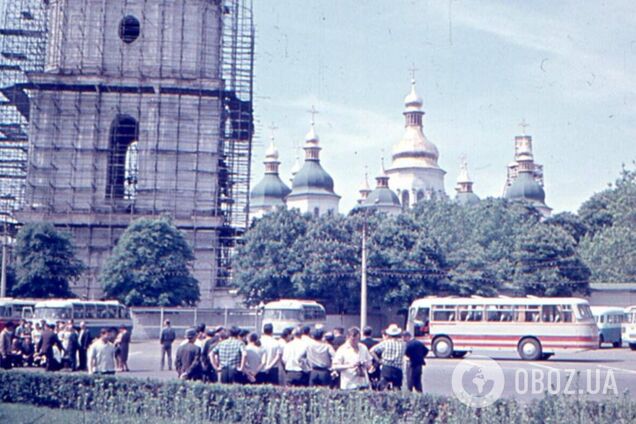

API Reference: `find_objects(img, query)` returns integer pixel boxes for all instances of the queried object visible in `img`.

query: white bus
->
[262,299,326,335]
[591,306,624,348]
[623,306,636,350]
[0,298,36,330]
[32,299,133,335]
[407,296,598,360]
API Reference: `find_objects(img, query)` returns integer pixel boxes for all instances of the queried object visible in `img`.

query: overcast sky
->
[251,0,636,214]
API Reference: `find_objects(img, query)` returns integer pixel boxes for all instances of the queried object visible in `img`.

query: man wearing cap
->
[370,324,406,391]
[159,319,176,371]
[175,328,202,380]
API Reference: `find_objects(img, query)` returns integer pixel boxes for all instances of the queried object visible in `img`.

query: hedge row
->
[0,371,635,424]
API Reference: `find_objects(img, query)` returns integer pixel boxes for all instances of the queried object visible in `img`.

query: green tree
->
[513,225,591,296]
[100,217,199,306]
[367,213,447,307]
[577,165,636,282]
[232,208,308,306]
[544,212,588,245]
[13,223,84,298]
[292,214,359,313]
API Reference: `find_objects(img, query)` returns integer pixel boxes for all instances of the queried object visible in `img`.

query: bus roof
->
[410,296,590,308]
[0,298,38,307]
[624,305,636,313]
[264,299,325,310]
[590,306,625,315]
[34,299,124,308]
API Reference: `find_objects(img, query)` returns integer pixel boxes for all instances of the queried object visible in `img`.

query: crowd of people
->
[161,319,429,392]
[0,319,131,374]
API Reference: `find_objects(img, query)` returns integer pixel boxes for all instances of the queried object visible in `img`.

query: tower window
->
[107,115,139,200]
[401,191,410,210]
[119,16,140,44]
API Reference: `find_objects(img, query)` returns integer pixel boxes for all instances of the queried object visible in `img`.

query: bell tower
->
[18,0,254,306]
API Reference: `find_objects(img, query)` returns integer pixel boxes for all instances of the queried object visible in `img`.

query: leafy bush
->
[0,371,634,424]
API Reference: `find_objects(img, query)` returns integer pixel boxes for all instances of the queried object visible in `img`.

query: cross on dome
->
[519,119,530,135]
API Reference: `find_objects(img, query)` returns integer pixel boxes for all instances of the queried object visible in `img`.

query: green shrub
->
[0,371,634,424]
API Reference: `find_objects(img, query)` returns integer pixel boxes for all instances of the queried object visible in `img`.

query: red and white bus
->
[406,296,598,360]
[0,298,36,330]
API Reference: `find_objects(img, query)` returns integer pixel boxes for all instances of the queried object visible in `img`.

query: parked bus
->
[406,296,598,360]
[591,306,624,348]
[623,305,636,350]
[0,298,37,330]
[262,299,326,335]
[32,299,133,335]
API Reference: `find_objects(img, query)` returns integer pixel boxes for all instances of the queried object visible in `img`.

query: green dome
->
[456,191,480,206]
[505,172,545,203]
[364,187,401,207]
[291,161,335,194]
[251,174,291,208]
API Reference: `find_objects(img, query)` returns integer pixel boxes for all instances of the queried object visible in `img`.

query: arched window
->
[417,190,425,202]
[107,115,139,200]
[401,190,410,210]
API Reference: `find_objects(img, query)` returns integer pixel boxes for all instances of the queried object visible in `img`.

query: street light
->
[359,198,378,331]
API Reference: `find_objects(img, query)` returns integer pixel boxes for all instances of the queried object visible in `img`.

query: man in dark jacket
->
[175,328,202,380]
[63,323,80,370]
[37,324,64,371]
[160,319,176,371]
[78,321,92,371]
[0,321,15,369]
[403,331,428,392]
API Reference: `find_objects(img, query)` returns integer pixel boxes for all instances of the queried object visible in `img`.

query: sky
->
[251,0,636,214]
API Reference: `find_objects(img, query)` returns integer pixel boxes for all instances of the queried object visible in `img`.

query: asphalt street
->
[124,340,636,402]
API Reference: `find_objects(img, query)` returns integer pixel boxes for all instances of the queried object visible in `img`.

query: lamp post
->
[360,219,367,330]
[1,220,7,298]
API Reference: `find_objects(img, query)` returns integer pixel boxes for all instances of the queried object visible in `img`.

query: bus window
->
[85,304,96,319]
[411,307,430,337]
[0,306,7,317]
[432,305,455,321]
[96,305,107,319]
[73,304,85,319]
[486,305,515,322]
[104,306,116,319]
[459,306,483,321]
[560,305,573,323]
[263,309,302,321]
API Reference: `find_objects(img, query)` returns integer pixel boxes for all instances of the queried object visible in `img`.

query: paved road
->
[126,340,636,401]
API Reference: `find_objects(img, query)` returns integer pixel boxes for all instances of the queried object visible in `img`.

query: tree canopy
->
[12,223,84,298]
[100,217,199,306]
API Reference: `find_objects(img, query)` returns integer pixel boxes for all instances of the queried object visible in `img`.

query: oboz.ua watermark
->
[451,356,619,408]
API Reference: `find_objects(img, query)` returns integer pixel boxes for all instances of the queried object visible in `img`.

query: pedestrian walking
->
[370,324,406,391]
[333,327,372,390]
[211,326,246,384]
[175,328,202,380]
[306,328,335,387]
[403,330,428,392]
[115,325,131,372]
[159,319,176,371]
[62,323,79,371]
[0,321,15,370]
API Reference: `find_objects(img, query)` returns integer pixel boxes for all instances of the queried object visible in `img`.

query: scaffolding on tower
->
[0,0,47,228]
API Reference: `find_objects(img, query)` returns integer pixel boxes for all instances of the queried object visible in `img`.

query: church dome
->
[251,175,291,207]
[291,161,335,193]
[404,79,423,111]
[505,171,545,203]
[365,187,400,207]
[456,191,480,206]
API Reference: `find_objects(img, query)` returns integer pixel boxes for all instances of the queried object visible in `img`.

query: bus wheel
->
[613,339,621,348]
[433,336,454,359]
[452,351,467,359]
[598,335,604,348]
[518,338,542,361]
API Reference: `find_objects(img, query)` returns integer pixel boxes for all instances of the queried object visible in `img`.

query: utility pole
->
[360,219,368,330]
[1,220,7,298]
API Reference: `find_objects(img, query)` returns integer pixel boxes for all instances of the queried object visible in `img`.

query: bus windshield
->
[576,304,594,322]
[263,309,302,321]
[34,307,72,320]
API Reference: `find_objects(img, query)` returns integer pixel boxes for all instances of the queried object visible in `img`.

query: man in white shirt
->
[89,328,117,375]
[260,323,282,385]
[282,328,308,386]
[333,327,372,390]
